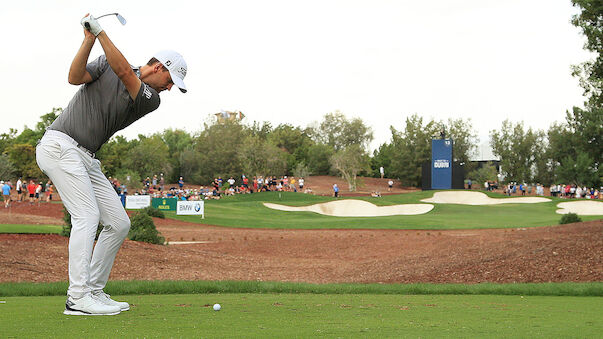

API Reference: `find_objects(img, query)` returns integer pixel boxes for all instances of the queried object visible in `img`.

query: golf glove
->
[81,15,103,36]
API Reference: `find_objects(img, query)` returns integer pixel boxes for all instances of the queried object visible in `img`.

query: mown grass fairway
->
[1,293,601,338]
[165,191,602,229]
[0,224,61,234]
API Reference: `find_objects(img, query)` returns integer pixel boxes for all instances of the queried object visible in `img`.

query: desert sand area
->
[263,200,434,217]
[421,191,551,205]
[0,193,602,284]
[556,201,603,215]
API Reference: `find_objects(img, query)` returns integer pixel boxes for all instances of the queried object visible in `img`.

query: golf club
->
[84,13,127,30]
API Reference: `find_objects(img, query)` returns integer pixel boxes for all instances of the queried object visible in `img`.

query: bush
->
[141,206,165,219]
[61,206,102,239]
[128,212,165,245]
[559,213,582,224]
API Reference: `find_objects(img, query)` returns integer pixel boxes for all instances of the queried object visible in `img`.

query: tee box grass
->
[1,293,601,338]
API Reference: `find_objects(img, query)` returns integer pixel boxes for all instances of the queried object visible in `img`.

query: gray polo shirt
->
[49,55,161,153]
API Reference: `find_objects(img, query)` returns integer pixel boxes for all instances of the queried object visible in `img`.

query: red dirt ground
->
[1,177,601,284]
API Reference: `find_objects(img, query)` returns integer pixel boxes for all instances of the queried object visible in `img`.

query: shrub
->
[141,206,165,219]
[128,212,165,245]
[559,213,582,224]
[61,206,102,239]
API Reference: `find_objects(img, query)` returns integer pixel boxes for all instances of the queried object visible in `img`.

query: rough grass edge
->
[1,280,601,297]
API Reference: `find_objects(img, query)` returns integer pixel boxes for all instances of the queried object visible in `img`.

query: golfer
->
[36,14,187,316]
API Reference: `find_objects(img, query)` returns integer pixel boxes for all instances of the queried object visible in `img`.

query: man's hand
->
[81,14,103,36]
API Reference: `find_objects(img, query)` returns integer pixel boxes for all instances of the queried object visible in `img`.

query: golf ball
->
[213,303,221,311]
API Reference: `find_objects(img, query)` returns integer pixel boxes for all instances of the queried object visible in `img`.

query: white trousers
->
[36,131,130,298]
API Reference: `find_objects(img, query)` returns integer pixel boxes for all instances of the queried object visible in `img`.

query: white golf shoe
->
[63,294,121,316]
[93,291,130,311]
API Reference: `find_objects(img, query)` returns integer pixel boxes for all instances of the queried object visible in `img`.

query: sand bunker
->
[421,191,550,205]
[556,201,603,215]
[263,200,434,217]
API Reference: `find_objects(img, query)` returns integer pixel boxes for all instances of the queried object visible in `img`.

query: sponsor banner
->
[177,201,205,218]
[431,139,453,189]
[152,198,178,211]
[125,195,151,209]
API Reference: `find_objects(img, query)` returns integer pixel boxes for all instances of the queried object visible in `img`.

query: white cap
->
[153,50,188,93]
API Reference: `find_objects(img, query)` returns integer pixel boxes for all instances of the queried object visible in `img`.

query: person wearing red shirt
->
[27,180,37,205]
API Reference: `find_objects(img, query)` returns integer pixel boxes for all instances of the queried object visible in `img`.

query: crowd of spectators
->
[492,181,600,200]
[0,177,54,207]
[549,184,600,199]
[112,174,313,201]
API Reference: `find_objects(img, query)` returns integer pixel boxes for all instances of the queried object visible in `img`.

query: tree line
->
[0,107,599,190]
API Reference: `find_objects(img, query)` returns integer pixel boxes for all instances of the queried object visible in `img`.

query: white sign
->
[177,201,205,218]
[434,159,450,168]
[125,195,151,209]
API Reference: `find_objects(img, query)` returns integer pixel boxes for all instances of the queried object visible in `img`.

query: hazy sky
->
[0,1,592,152]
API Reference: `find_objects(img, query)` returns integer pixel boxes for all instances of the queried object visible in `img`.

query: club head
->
[95,13,126,25]
[116,14,127,25]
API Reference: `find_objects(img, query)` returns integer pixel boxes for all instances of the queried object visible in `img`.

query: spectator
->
[379,166,384,179]
[45,180,53,202]
[227,177,235,188]
[2,180,12,208]
[16,177,23,202]
[333,183,339,198]
[467,179,472,190]
[152,175,157,189]
[388,179,393,192]
[36,182,43,205]
[179,177,184,189]
[159,174,165,191]
[257,176,264,191]
[27,180,36,205]
[298,177,304,190]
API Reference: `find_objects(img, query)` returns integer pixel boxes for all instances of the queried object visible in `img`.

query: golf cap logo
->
[165,60,172,67]
[178,67,187,77]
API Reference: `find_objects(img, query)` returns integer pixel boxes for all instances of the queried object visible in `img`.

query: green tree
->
[556,152,599,187]
[159,128,193,183]
[444,118,478,175]
[7,143,44,179]
[311,111,373,151]
[267,124,314,174]
[389,114,439,186]
[370,142,395,178]
[490,120,541,183]
[571,0,602,108]
[329,144,371,191]
[0,129,18,155]
[467,163,498,188]
[193,120,247,184]
[238,135,287,178]
[96,135,132,177]
[306,144,335,175]
[0,154,16,179]
[123,135,171,180]
[565,106,602,165]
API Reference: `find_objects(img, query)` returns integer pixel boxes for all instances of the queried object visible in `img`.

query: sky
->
[0,0,592,155]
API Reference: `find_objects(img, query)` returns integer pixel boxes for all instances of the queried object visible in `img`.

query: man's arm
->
[68,31,95,85]
[95,31,142,100]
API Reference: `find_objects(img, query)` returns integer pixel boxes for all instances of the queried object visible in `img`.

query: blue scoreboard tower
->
[431,139,453,189]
